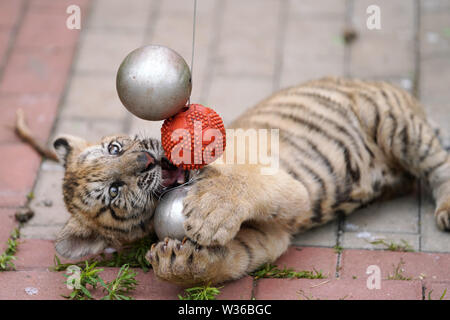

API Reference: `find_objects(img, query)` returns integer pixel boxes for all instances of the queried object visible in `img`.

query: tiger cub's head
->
[53,134,186,260]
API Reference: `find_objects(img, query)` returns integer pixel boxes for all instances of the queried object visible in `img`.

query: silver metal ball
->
[116,45,192,121]
[153,186,190,240]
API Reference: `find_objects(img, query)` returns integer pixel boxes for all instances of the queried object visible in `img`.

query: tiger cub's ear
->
[55,217,108,260]
[53,134,88,166]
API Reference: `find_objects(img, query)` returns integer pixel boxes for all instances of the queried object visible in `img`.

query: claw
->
[164,237,169,245]
[182,237,188,245]
[151,243,156,250]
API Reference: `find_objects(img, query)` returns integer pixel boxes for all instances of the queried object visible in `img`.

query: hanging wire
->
[191,0,197,78]
[187,0,197,107]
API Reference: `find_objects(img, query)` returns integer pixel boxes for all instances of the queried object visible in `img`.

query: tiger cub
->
[53,77,450,286]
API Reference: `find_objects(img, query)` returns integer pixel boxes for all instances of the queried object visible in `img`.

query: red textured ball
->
[161,104,226,170]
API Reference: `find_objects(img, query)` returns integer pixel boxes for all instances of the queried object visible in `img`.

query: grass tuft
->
[63,261,104,300]
[178,283,223,300]
[52,237,153,272]
[368,238,414,252]
[99,264,138,300]
[101,237,153,271]
[63,262,138,300]
[251,263,326,280]
[0,228,20,271]
[387,258,412,281]
[428,288,447,300]
[333,245,343,254]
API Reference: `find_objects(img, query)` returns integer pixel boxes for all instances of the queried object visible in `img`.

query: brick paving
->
[0,0,449,300]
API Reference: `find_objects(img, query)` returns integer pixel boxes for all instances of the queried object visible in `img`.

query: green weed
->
[0,228,20,271]
[178,283,223,300]
[251,263,326,280]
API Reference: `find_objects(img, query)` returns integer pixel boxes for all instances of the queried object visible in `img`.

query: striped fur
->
[56,77,450,286]
[53,134,166,259]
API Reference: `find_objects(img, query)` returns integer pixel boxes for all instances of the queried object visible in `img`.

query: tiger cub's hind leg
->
[377,100,450,231]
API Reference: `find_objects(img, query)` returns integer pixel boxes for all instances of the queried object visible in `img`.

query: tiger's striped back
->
[230,77,428,228]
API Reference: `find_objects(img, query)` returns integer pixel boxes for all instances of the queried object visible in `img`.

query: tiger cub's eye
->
[108,142,122,155]
[109,186,119,198]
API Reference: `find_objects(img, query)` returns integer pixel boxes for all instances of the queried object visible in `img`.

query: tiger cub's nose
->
[137,152,155,171]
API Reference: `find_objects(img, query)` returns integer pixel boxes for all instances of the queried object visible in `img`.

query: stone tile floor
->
[0,0,449,300]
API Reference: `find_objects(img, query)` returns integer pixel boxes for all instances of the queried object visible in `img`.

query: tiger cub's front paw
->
[146,238,227,286]
[182,176,249,246]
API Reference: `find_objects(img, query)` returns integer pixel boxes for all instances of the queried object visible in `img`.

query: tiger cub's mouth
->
[160,157,187,188]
